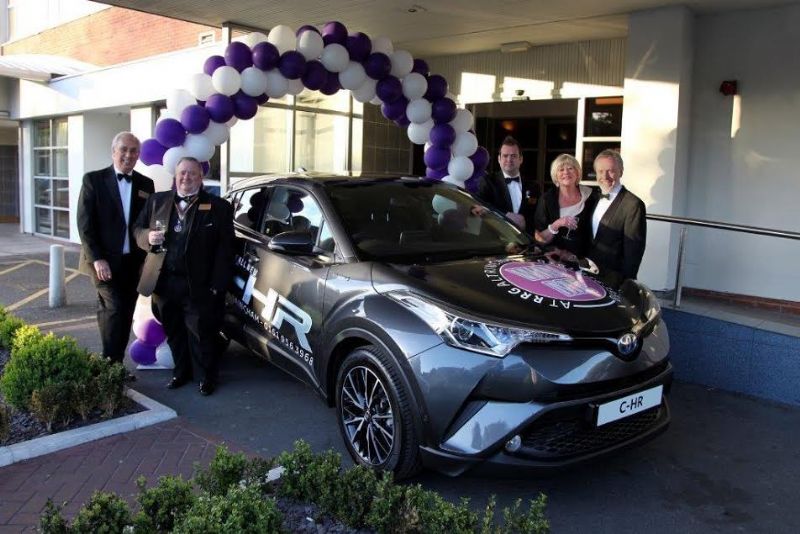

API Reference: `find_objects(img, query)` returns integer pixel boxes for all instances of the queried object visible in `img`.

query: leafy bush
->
[73,380,99,421]
[500,495,549,534]
[0,401,10,443]
[133,475,196,533]
[70,491,131,533]
[173,484,282,534]
[30,383,73,432]
[0,314,27,350]
[326,465,380,528]
[194,445,250,497]
[39,499,69,534]
[95,362,126,417]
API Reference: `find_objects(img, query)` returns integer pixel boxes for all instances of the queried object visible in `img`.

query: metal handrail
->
[646,213,800,307]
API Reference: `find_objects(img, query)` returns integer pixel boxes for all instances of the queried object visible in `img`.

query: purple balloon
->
[140,138,167,166]
[322,21,348,46]
[320,72,341,95]
[394,116,411,127]
[201,161,211,176]
[232,92,258,120]
[138,318,166,346]
[225,41,253,72]
[424,146,451,171]
[252,41,280,71]
[464,176,480,193]
[154,118,186,148]
[470,146,490,171]
[346,32,372,62]
[205,94,235,123]
[432,97,457,124]
[129,339,157,365]
[381,96,408,122]
[426,166,448,179]
[302,60,327,90]
[424,74,448,101]
[376,76,402,103]
[364,52,391,80]
[203,55,226,76]
[180,104,210,134]
[256,93,269,105]
[279,50,307,80]
[430,123,456,147]
[296,24,320,36]
[412,59,430,77]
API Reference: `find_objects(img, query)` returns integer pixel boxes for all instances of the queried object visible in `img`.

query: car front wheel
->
[335,345,421,478]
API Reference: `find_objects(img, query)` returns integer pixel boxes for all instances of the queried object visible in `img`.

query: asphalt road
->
[2,248,798,533]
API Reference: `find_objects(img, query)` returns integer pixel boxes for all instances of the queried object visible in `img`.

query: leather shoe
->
[166,377,188,390]
[124,371,137,383]
[199,381,215,396]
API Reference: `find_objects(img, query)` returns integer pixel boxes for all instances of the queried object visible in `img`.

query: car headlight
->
[387,291,571,357]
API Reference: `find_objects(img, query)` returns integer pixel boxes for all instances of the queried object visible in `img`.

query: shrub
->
[39,499,69,534]
[30,383,74,432]
[133,475,196,533]
[194,445,250,497]
[0,314,27,350]
[0,331,92,410]
[173,484,283,534]
[0,401,10,443]
[276,440,340,505]
[73,380,99,421]
[70,491,132,533]
[500,495,549,534]
[326,464,380,528]
[95,362,126,418]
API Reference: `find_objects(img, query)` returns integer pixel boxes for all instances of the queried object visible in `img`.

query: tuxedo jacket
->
[76,165,154,279]
[133,189,234,307]
[585,186,647,280]
[475,171,538,234]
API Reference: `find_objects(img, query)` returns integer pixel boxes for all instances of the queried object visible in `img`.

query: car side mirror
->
[267,230,315,255]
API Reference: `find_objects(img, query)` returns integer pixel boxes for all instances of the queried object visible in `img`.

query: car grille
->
[518,406,665,460]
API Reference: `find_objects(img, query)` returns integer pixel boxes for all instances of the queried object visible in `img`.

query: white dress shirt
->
[503,173,522,213]
[114,167,132,254]
[592,183,623,238]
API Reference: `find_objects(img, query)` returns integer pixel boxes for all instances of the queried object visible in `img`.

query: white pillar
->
[621,6,694,291]
[49,244,66,308]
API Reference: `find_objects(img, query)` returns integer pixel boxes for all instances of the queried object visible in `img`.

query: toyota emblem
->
[617,333,638,355]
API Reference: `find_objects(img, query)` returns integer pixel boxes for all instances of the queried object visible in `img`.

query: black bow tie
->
[117,173,131,183]
[600,193,611,200]
[505,176,520,184]
[176,194,196,203]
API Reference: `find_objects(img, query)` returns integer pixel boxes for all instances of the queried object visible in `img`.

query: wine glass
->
[152,219,167,253]
[565,216,579,240]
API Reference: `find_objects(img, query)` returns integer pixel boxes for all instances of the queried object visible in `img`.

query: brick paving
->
[0,418,241,531]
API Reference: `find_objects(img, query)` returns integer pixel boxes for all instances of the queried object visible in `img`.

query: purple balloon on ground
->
[232,92,258,120]
[201,161,210,176]
[140,138,167,166]
[346,32,372,62]
[376,76,402,103]
[252,41,280,71]
[205,94,235,123]
[203,55,226,76]
[322,21,348,46]
[138,318,167,346]
[426,166,447,179]
[412,59,430,77]
[180,105,210,134]
[129,339,157,365]
[155,118,186,148]
[320,72,341,95]
[424,146,451,171]
[470,146,490,171]
[302,60,327,90]
[431,97,457,124]
[364,52,391,80]
[279,50,307,79]
[381,96,408,121]
[225,41,253,72]
[256,93,269,105]
[424,74,448,101]
[296,24,320,36]
[430,123,456,147]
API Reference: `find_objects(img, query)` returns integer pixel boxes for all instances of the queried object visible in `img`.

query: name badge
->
[138,190,150,199]
[199,204,212,211]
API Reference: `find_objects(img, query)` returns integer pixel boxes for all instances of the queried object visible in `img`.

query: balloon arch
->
[139,21,490,191]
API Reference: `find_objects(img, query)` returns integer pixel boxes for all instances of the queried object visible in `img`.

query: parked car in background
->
[222,174,672,478]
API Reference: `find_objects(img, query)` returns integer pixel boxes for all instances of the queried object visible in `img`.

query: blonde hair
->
[549,153,582,186]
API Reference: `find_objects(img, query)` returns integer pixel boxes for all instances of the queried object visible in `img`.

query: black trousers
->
[152,274,218,383]
[94,256,139,363]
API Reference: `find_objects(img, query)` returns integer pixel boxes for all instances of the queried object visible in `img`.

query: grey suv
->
[223,175,672,478]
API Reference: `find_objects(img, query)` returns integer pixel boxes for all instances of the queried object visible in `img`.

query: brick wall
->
[1,7,221,67]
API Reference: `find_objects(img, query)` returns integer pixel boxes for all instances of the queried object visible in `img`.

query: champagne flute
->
[152,219,167,253]
[565,216,579,240]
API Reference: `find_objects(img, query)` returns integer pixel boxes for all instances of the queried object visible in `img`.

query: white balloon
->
[452,131,478,158]
[265,70,289,98]
[406,99,432,124]
[140,163,174,192]
[442,174,467,187]
[184,134,215,161]
[297,30,324,60]
[390,50,413,78]
[268,24,296,54]
[287,78,305,95]
[226,116,238,128]
[188,73,215,101]
[407,120,434,145]
[449,108,474,134]
[352,79,377,103]
[402,73,428,100]
[320,43,349,73]
[371,36,394,55]
[447,155,474,181]
[155,342,174,368]
[369,96,382,106]
[240,67,268,97]
[339,61,367,90]
[163,146,188,174]
[167,89,196,117]
[211,66,241,96]
[241,32,267,48]
[204,121,230,145]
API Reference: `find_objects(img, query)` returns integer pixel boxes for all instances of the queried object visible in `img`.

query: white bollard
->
[49,244,66,308]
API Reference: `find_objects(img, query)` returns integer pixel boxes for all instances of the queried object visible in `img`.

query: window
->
[264,186,331,253]
[232,187,270,232]
[33,118,69,238]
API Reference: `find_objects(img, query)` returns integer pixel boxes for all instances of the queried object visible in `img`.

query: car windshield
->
[326,180,534,262]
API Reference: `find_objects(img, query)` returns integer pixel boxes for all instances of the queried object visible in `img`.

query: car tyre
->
[335,345,421,479]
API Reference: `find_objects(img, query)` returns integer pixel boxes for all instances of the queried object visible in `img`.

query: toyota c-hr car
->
[222,174,672,478]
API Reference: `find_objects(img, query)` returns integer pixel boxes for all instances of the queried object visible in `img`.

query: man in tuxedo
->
[134,157,233,396]
[586,149,647,280]
[77,132,154,368]
[475,135,537,233]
